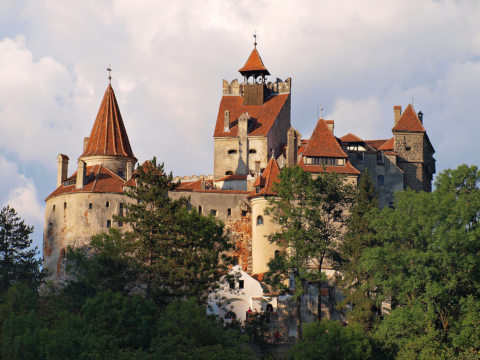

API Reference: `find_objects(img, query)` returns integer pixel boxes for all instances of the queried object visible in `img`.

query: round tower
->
[249,157,284,274]
[43,82,137,281]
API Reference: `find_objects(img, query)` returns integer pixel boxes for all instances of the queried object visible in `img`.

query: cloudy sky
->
[1,0,479,250]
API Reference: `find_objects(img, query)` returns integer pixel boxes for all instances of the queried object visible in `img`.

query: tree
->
[263,165,354,338]
[285,320,384,360]
[0,206,48,295]
[118,158,233,305]
[338,168,381,330]
[358,165,480,358]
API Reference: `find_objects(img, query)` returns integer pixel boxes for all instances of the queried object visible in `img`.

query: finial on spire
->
[107,63,112,85]
[320,105,324,119]
[253,30,257,48]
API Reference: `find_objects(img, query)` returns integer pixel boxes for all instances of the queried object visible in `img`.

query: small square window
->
[118,221,123,227]
[107,220,111,228]
[227,208,231,216]
[239,280,244,289]
[211,209,217,216]
[118,170,124,178]
[89,203,92,210]
[388,202,394,209]
[241,210,247,217]
[406,147,411,151]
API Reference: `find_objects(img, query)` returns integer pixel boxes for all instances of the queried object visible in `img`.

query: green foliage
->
[338,168,381,330]
[0,206,48,295]
[285,320,381,360]
[358,164,480,358]
[244,312,269,347]
[264,165,354,337]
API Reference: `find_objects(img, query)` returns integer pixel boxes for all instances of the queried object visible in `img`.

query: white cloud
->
[0,155,44,250]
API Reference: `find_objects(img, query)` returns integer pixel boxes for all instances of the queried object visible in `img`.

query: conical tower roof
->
[303,119,348,158]
[81,85,136,159]
[238,47,270,76]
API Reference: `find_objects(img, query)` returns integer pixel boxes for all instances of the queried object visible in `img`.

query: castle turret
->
[80,85,137,177]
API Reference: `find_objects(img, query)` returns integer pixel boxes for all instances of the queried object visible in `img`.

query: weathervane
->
[320,105,323,119]
[253,30,257,48]
[107,63,112,85]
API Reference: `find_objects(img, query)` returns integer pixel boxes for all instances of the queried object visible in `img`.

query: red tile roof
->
[364,139,389,150]
[173,189,251,195]
[238,48,270,75]
[45,164,126,200]
[215,174,248,181]
[213,94,289,138]
[378,137,394,151]
[303,119,348,158]
[248,157,281,198]
[81,85,136,159]
[340,133,363,142]
[383,151,398,156]
[252,174,265,187]
[177,179,214,190]
[392,104,426,133]
[298,158,361,175]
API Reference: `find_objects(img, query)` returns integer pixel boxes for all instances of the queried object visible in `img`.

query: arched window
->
[378,175,385,186]
[228,150,237,154]
[106,201,110,208]
[275,250,280,258]
[249,149,257,154]
[257,216,264,225]
[225,171,234,175]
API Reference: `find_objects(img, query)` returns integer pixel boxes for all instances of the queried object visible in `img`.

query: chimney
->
[126,161,133,181]
[56,154,69,188]
[418,111,423,124]
[83,137,89,153]
[254,161,261,176]
[286,128,298,167]
[200,180,206,190]
[224,110,230,132]
[76,160,86,189]
[326,121,334,134]
[394,106,402,125]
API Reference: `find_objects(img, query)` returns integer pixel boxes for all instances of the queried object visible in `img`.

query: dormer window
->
[228,150,237,155]
[225,171,234,175]
[118,170,124,178]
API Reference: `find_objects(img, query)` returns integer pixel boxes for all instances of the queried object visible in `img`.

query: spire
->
[81,85,136,159]
[238,47,270,76]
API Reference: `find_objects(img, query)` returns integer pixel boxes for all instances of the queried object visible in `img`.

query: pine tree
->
[117,157,233,305]
[0,206,48,295]
[338,168,380,330]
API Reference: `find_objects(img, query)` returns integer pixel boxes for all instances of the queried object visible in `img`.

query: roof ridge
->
[303,119,348,158]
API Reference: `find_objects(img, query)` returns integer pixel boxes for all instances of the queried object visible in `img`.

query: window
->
[64,202,67,209]
[249,149,257,154]
[118,221,123,227]
[60,249,66,260]
[228,150,237,155]
[106,201,110,208]
[211,209,217,216]
[119,203,124,217]
[248,119,253,129]
[241,210,247,217]
[257,215,264,225]
[118,170,124,178]
[255,187,260,194]
[52,205,55,212]
[199,205,203,214]
[107,220,111,228]
[357,152,364,163]
[388,202,394,209]
[378,175,385,186]
[227,208,231,216]
[89,203,92,210]
[229,281,235,289]
[406,147,411,151]
[275,250,280,258]
[225,171,234,175]
[239,280,244,289]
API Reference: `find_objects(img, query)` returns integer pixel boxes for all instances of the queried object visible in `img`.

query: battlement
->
[173,174,214,182]
[222,77,291,96]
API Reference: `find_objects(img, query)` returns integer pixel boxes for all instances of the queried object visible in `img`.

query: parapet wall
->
[222,78,291,96]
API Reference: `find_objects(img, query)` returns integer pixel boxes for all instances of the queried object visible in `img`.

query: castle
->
[43,42,436,325]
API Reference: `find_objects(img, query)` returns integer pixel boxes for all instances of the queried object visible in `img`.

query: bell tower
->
[238,42,270,106]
